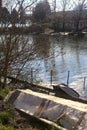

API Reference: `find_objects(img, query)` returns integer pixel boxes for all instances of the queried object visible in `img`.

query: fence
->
[28,68,87,90]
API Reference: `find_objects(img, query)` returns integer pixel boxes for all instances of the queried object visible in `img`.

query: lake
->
[29,35,87,99]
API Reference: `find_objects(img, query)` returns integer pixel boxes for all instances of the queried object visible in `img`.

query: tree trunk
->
[63,21,65,32]
[75,18,80,32]
[3,34,11,88]
[62,12,65,32]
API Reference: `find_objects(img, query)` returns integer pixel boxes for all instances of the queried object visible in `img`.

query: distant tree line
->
[32,0,51,22]
[32,0,87,32]
[0,0,87,33]
[0,6,25,24]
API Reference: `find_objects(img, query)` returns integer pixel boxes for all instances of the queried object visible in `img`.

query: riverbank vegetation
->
[0,0,87,34]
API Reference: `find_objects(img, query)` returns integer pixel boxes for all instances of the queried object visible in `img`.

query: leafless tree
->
[0,0,40,88]
[0,33,41,87]
[72,0,87,32]
[52,0,57,13]
[60,0,71,32]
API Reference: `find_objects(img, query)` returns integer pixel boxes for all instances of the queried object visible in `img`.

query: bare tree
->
[0,0,39,88]
[0,33,38,87]
[60,0,71,32]
[72,0,87,32]
[52,0,57,13]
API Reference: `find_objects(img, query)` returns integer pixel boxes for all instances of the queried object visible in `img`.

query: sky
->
[48,0,78,11]
[3,0,75,10]
[37,0,78,11]
[3,0,87,13]
[48,0,87,11]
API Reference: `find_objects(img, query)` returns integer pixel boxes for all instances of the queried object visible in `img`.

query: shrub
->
[0,112,11,124]
[0,95,4,100]
[0,87,11,100]
[0,125,14,130]
[45,126,61,130]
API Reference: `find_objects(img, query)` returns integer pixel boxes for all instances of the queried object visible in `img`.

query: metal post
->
[50,70,53,86]
[31,68,33,84]
[67,71,70,86]
[83,77,86,90]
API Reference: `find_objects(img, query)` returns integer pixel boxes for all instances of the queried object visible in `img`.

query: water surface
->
[31,35,87,99]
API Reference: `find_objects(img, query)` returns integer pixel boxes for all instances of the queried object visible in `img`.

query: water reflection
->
[31,35,87,99]
[33,35,50,59]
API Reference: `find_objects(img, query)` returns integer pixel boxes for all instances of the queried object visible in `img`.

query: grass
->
[0,112,11,124]
[0,87,12,100]
[0,125,14,130]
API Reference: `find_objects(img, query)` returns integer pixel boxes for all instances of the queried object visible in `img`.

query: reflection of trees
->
[32,35,61,84]
[33,35,50,59]
[69,38,82,72]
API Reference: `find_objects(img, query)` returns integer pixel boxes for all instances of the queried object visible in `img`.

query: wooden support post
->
[67,71,70,87]
[83,77,86,90]
[50,70,53,86]
[31,68,33,84]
